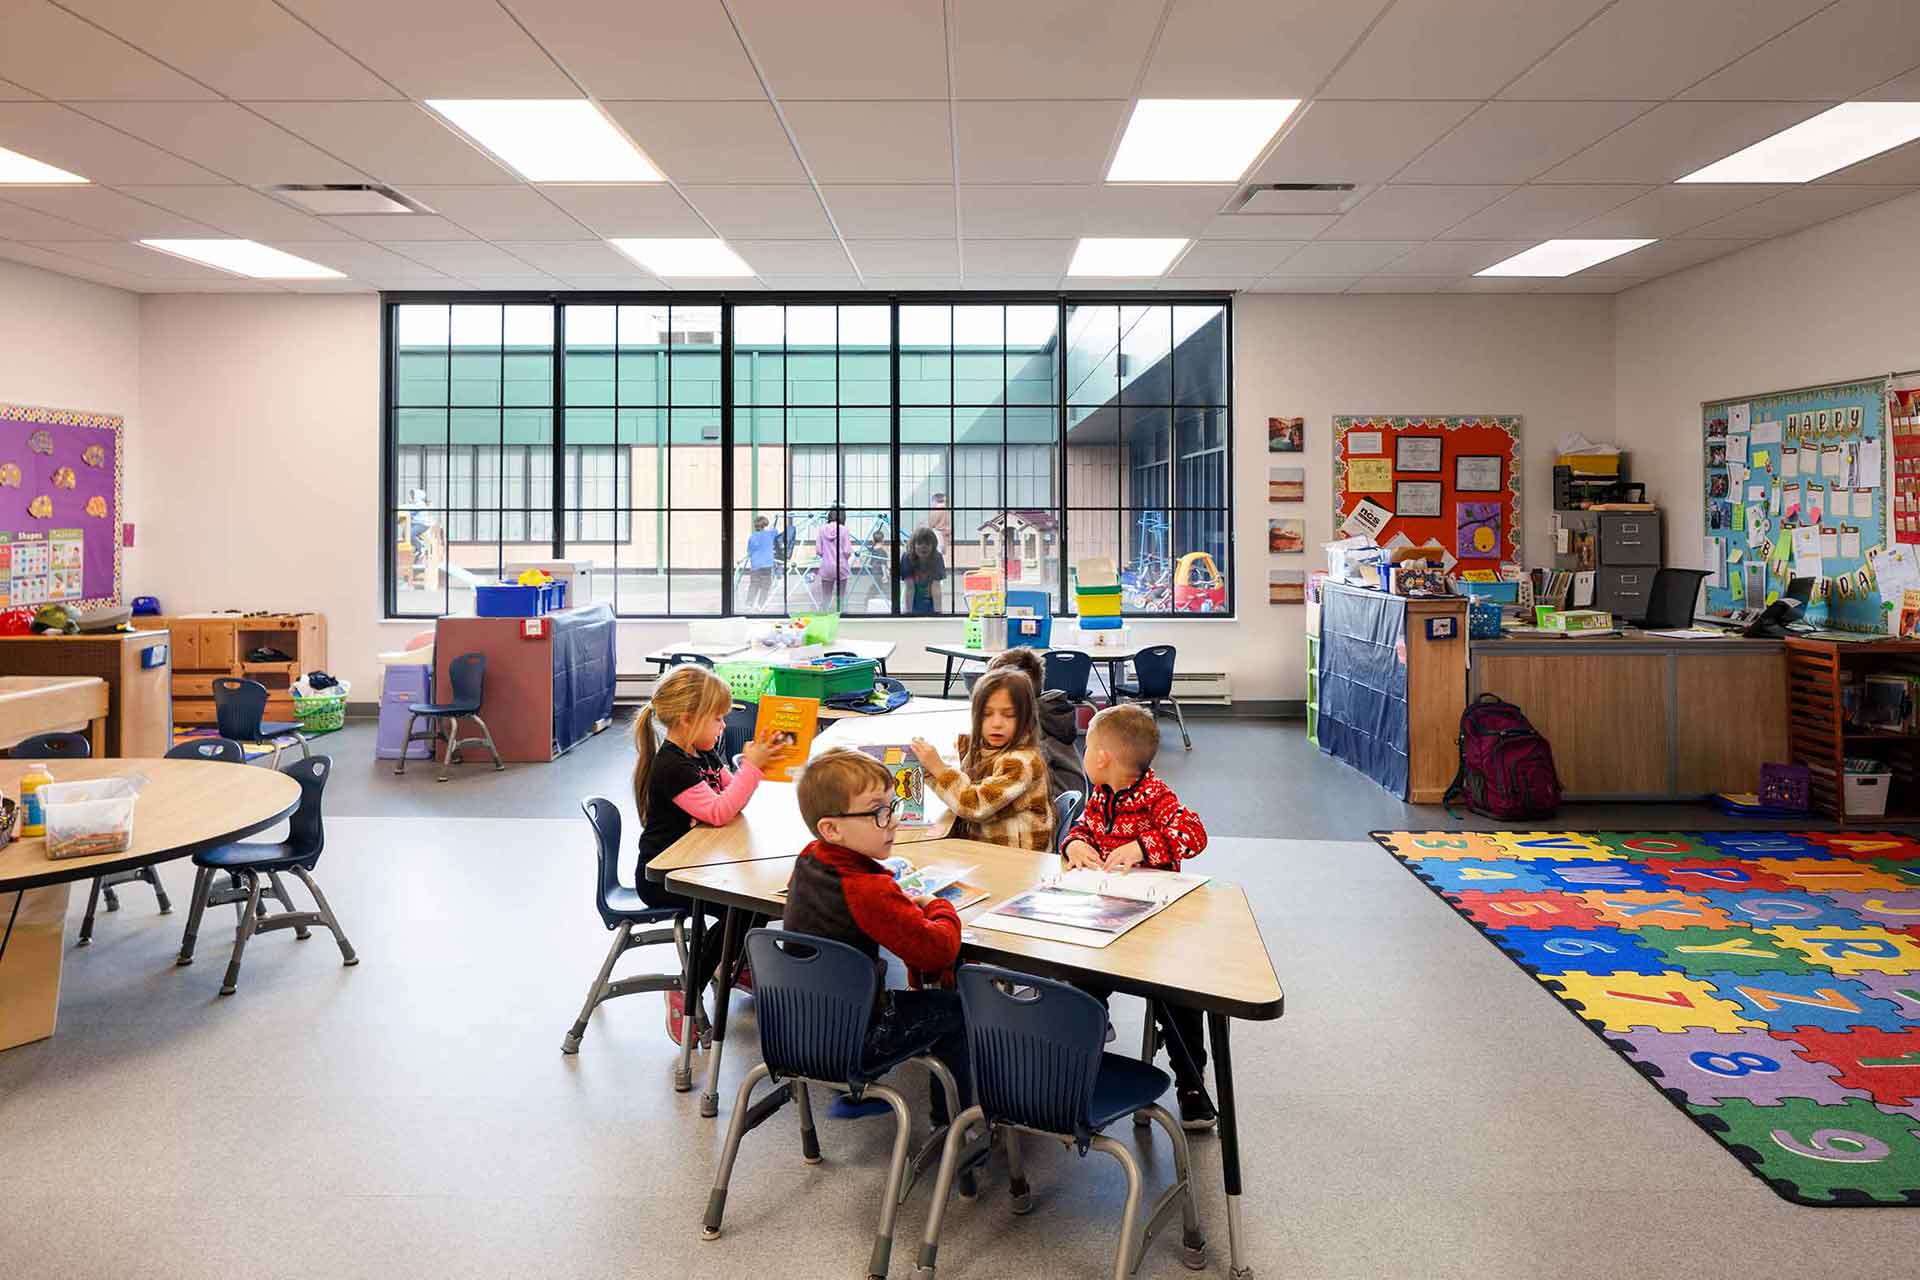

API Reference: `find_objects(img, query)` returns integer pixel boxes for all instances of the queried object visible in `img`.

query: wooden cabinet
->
[1786,637,1920,823]
[0,632,172,757]
[149,613,326,725]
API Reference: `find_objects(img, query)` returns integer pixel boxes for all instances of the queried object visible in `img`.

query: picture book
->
[989,885,1160,935]
[858,744,927,823]
[775,853,987,911]
[752,694,819,781]
[976,867,1210,948]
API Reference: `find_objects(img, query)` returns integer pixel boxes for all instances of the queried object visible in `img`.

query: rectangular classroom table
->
[817,695,971,722]
[924,641,1143,699]
[650,836,1282,1278]
[641,637,896,674]
[0,675,108,755]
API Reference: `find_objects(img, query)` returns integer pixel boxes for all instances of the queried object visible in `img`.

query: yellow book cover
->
[753,694,820,781]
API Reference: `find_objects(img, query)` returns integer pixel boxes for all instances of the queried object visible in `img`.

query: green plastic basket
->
[716,660,774,704]
[291,692,347,734]
[792,612,841,644]
[769,657,878,701]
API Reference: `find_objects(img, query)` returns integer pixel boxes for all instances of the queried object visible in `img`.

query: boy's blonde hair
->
[985,646,1043,690]
[1089,703,1159,773]
[798,748,894,834]
[633,664,734,822]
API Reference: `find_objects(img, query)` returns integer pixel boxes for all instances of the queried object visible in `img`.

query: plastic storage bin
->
[41,776,141,859]
[473,581,566,617]
[1005,589,1052,648]
[375,659,435,760]
[791,612,840,644]
[292,690,348,733]
[716,660,774,704]
[769,655,878,701]
[1844,767,1892,817]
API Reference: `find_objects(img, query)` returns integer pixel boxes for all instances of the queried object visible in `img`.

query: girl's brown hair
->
[633,664,735,823]
[962,667,1041,776]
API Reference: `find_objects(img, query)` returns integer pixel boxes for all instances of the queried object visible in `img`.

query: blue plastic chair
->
[1114,644,1191,751]
[165,737,249,764]
[176,756,358,996]
[669,652,716,668]
[1042,650,1093,702]
[397,652,504,781]
[1053,790,1084,856]
[911,965,1204,1280]
[212,677,310,769]
[704,929,963,1280]
[562,797,692,1056]
[12,732,168,944]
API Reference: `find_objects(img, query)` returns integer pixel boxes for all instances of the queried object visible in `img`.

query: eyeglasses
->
[827,797,902,829]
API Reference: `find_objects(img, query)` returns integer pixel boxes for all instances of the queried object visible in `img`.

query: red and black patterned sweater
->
[1062,768,1208,869]
[782,838,962,985]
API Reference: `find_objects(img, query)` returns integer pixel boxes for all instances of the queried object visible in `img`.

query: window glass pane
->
[1007,305,1058,406]
[670,304,721,406]
[393,506,442,615]
[449,540,502,616]
[841,406,888,446]
[1067,510,1122,594]
[672,414,722,507]
[1119,306,1172,405]
[1175,407,1227,509]
[1121,509,1173,614]
[565,305,616,405]
[396,304,449,407]
[671,511,723,614]
[733,508,792,616]
[1066,304,1118,406]
[1172,510,1230,614]
[617,513,665,614]
[1124,407,1172,510]
[1172,304,1226,406]
[899,304,950,406]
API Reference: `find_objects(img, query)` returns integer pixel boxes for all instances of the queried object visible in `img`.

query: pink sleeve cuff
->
[672,761,763,826]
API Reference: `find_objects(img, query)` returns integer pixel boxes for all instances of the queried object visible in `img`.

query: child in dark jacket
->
[1059,703,1215,1130]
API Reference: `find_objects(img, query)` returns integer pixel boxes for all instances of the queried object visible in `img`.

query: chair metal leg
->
[144,864,172,914]
[78,876,105,946]
[676,909,705,1092]
[702,1061,772,1239]
[795,1081,821,1164]
[1088,1133,1145,1280]
[1168,695,1191,750]
[1143,1104,1207,1270]
[265,871,306,937]
[219,872,266,995]
[394,713,418,775]
[470,713,505,770]
[910,1102,986,1279]
[290,865,358,966]
[176,866,213,964]
[563,922,634,1054]
[1135,1001,1158,1126]
[700,907,745,1117]
[866,1084,915,1280]
[437,715,455,782]
[1006,1128,1031,1214]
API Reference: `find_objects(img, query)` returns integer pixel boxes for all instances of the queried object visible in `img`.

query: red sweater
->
[782,839,963,982]
[1063,768,1207,870]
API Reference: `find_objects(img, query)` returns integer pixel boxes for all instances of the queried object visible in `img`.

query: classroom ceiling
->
[0,0,1917,296]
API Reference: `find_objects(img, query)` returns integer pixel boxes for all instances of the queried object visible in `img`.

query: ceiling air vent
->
[1228,183,1361,216]
[267,184,434,216]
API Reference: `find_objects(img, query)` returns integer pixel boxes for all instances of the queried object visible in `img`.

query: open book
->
[775,852,988,911]
[975,868,1209,949]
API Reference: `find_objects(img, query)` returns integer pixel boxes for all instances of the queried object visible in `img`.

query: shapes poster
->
[1333,415,1521,570]
[0,404,122,608]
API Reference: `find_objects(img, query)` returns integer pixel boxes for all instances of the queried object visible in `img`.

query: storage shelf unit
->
[151,613,326,725]
[1786,636,1920,823]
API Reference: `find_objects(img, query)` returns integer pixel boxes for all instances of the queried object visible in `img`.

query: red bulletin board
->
[1332,415,1522,568]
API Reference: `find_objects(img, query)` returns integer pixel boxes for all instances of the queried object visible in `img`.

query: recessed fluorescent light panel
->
[609,238,754,277]
[1067,238,1189,277]
[139,239,345,279]
[1679,102,1920,184]
[1475,239,1655,277]
[0,145,87,184]
[1108,99,1301,182]
[424,99,661,182]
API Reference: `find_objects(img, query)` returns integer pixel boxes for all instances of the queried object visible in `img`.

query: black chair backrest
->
[212,677,269,741]
[1644,568,1712,629]
[581,796,626,930]
[446,652,487,709]
[1042,650,1092,701]
[957,964,1107,1149]
[1130,645,1177,700]
[283,755,330,866]
[12,731,93,759]
[668,652,715,669]
[166,738,247,763]
[1052,790,1084,854]
[745,929,880,1086]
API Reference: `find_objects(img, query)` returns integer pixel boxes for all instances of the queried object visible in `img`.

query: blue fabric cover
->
[1317,586,1410,799]
[551,605,617,755]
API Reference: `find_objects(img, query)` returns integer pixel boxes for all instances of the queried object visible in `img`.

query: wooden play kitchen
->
[148,612,326,726]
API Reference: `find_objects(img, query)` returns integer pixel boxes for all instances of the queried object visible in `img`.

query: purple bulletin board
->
[0,403,124,609]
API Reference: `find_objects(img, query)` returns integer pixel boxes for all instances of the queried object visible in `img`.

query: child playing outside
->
[911,668,1053,851]
[1059,703,1214,1129]
[745,515,777,610]
[634,664,777,1044]
[898,526,946,615]
[983,647,1087,801]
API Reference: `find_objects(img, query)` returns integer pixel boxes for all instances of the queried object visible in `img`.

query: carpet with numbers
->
[1373,829,1920,1206]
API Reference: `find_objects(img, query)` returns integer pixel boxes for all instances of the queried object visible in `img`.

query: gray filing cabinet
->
[1595,511,1663,621]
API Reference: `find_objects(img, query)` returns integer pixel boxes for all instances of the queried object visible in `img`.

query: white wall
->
[1614,188,1920,565]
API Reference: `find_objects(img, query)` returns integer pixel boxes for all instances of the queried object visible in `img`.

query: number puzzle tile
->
[1783,1028,1920,1106]
[1575,890,1734,930]
[1548,971,1757,1033]
[1376,831,1511,860]
[1486,831,1615,860]
[1590,832,1723,860]
[1412,859,1558,895]
[1695,890,1870,930]
[1867,859,1920,889]
[1851,973,1920,1014]
[1701,971,1909,1033]
[1487,924,1674,976]
[1764,926,1920,976]
[1806,832,1920,860]
[1703,831,1830,858]
[1453,889,1612,932]
[1816,891,1920,931]
[1757,858,1914,894]
[1634,926,1817,977]
[1690,1096,1920,1205]
[1527,859,1674,892]
[1613,1027,1864,1106]
[1642,858,1796,894]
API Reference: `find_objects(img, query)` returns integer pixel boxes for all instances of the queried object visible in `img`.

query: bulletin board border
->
[0,402,125,608]
[1333,413,1522,562]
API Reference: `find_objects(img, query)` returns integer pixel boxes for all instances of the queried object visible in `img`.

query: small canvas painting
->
[1269,568,1304,604]
[1268,466,1304,502]
[1456,501,1503,558]
[1267,416,1304,452]
[1268,518,1305,553]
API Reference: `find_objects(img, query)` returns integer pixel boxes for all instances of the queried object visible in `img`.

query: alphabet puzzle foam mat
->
[1373,829,1920,1206]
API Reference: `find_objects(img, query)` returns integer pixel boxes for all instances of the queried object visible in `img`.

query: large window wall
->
[385,295,1231,619]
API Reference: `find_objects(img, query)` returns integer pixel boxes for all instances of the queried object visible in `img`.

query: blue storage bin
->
[474,583,547,616]
[1005,589,1052,647]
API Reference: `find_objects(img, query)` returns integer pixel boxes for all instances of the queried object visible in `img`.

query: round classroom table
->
[0,758,301,1051]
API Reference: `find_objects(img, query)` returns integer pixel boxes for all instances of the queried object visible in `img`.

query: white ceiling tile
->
[279,0,575,97]
[0,186,219,238]
[277,278,379,292]
[1321,0,1609,99]
[1145,0,1392,96]
[728,240,856,274]
[820,186,956,238]
[1582,239,1758,277]
[1319,185,1511,240]
[859,276,962,289]
[1859,63,1920,100]
[1062,276,1162,290]
[758,275,862,291]
[847,240,959,274]
[248,102,515,185]
[1251,275,1357,292]
[1529,275,1648,293]
[495,241,656,275]
[312,214,473,240]
[270,240,452,276]
[681,185,833,238]
[1816,138,1920,186]
[782,101,952,183]
[57,0,399,100]
[1538,102,1831,183]
[455,273,566,289]
[1683,0,1920,101]
[1082,185,1228,236]
[1280,241,1425,275]
[75,103,366,186]
[556,273,665,289]
[1501,0,1832,100]
[1569,184,1788,237]
[405,187,593,240]
[0,103,224,184]
[1440,185,1651,239]
[35,239,243,281]
[958,185,1089,237]
[729,0,947,98]
[602,101,805,184]
[1253,100,1480,185]
[1373,241,1537,275]
[115,185,357,241]
[1168,242,1301,276]
[951,0,1162,98]
[385,241,534,275]
[0,241,158,289]
[961,275,1062,290]
[0,198,115,241]
[541,184,713,237]
[665,276,764,291]
[504,0,764,98]
[960,239,1074,274]
[0,81,41,100]
[1683,186,1917,239]
[1156,277,1248,292]
[1203,213,1340,241]
[1398,102,1654,185]
[1344,276,1458,293]
[1451,275,1546,292]
[0,1,219,99]
[956,101,1126,183]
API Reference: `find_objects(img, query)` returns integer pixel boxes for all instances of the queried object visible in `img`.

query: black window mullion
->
[720,302,735,617]
[889,302,901,616]
[1057,299,1068,616]
[550,302,565,561]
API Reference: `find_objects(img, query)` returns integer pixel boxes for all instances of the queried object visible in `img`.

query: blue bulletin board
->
[1702,378,1886,632]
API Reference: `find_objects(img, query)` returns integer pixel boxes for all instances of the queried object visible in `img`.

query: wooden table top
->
[813,707,972,756]
[646,775,953,882]
[0,759,300,892]
[642,637,898,666]
[0,674,108,703]
[925,641,1144,664]
[667,837,1284,1020]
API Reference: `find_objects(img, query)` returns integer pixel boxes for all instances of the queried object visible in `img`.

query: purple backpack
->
[1445,693,1562,821]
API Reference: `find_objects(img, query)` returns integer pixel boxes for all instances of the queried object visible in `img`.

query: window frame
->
[380,291,1234,620]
